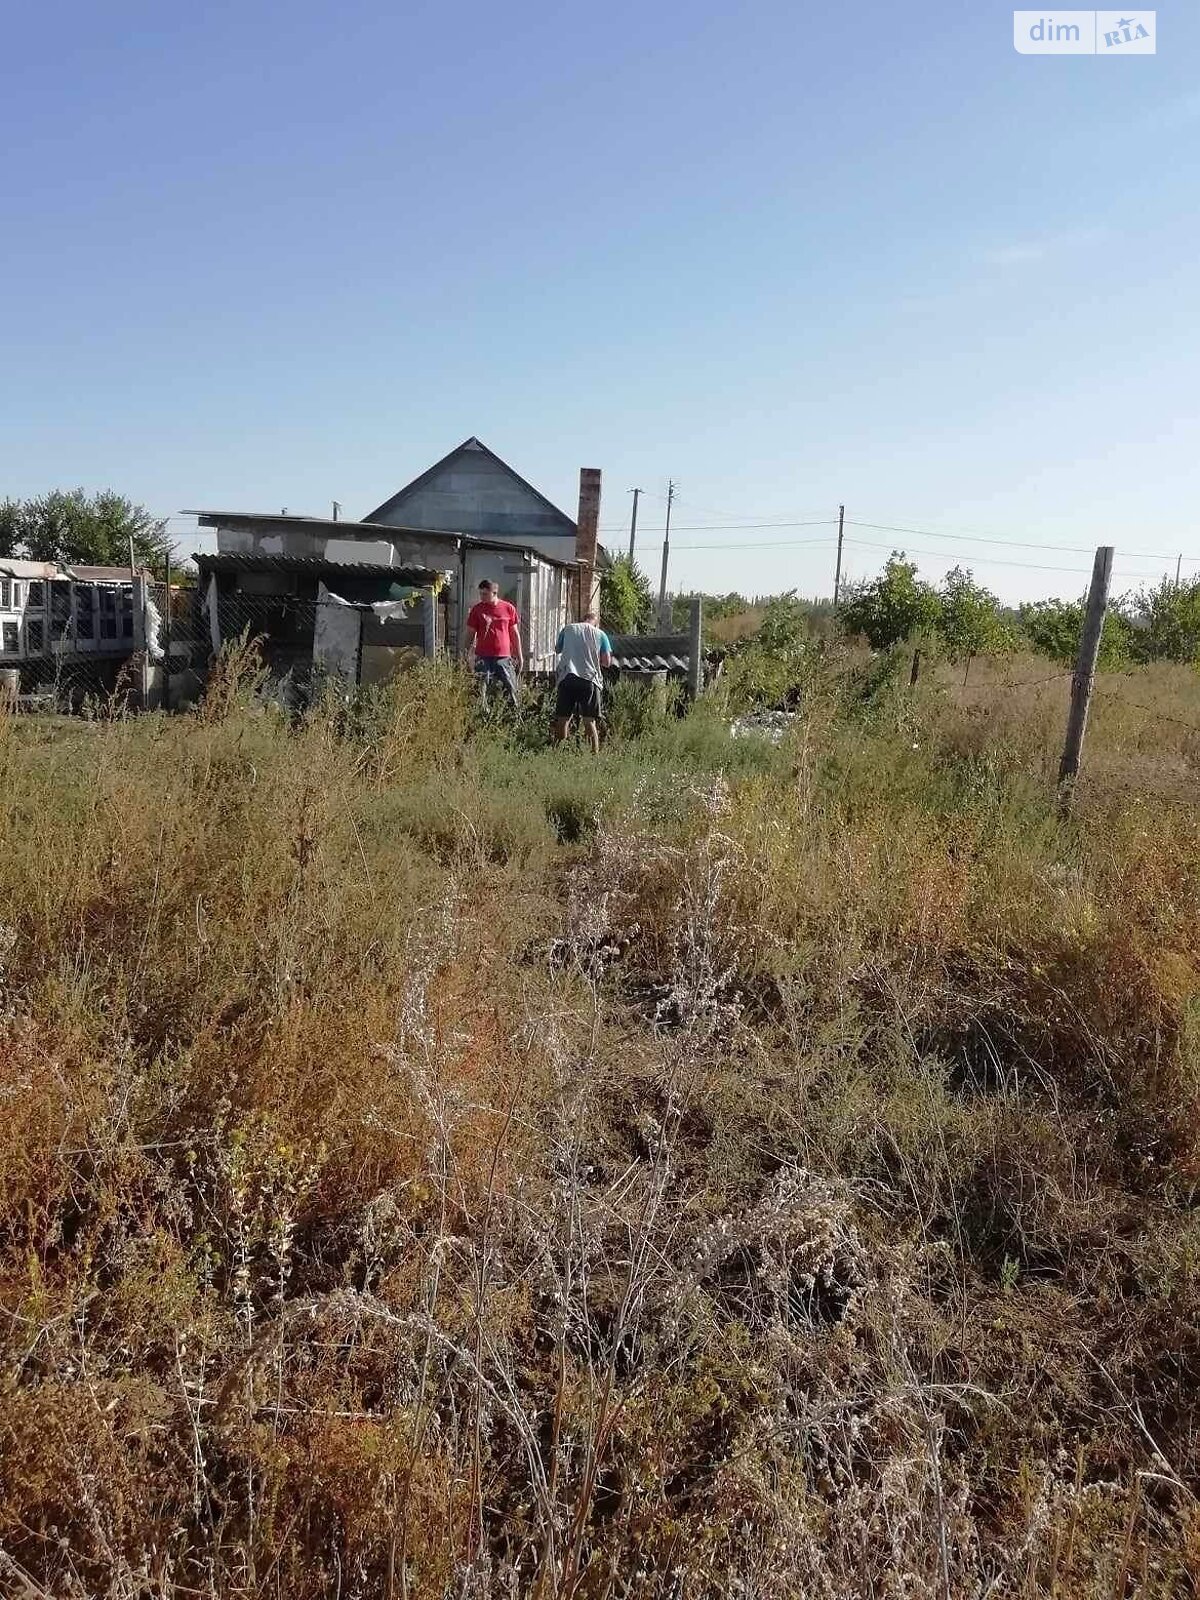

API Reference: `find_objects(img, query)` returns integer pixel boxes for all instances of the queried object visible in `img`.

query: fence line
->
[957,670,1072,695]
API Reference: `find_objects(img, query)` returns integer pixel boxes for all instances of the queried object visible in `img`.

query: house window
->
[1,620,19,655]
[99,587,118,640]
[26,580,45,610]
[75,585,95,640]
[25,618,44,654]
[0,580,10,610]
[121,586,134,640]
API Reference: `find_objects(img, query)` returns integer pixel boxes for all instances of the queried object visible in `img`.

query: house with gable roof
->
[363,436,583,568]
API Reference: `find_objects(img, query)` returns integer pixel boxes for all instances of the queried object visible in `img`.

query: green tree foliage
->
[937,566,1021,661]
[671,589,757,627]
[599,555,656,634]
[0,489,169,569]
[839,553,940,649]
[754,590,812,657]
[0,500,20,559]
[719,591,822,710]
[1019,597,1134,669]
[1129,577,1200,664]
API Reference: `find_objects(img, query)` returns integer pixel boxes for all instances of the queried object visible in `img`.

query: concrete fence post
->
[688,595,704,699]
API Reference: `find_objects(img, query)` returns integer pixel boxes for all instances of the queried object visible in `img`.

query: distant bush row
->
[838,551,1200,668]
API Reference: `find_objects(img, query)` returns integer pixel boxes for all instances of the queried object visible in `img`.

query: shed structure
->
[188,510,572,675]
[193,551,440,687]
[0,558,146,699]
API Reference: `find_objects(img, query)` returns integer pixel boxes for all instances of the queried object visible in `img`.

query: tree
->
[0,489,169,569]
[1129,577,1200,664]
[0,500,19,559]
[600,555,656,634]
[754,590,813,657]
[937,566,1020,661]
[838,553,940,649]
[1019,596,1134,669]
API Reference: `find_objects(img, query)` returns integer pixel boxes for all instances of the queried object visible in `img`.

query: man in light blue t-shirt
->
[552,609,613,752]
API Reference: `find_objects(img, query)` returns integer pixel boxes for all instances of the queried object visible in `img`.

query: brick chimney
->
[575,467,602,618]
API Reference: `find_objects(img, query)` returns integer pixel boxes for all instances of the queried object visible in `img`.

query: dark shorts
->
[555,672,602,721]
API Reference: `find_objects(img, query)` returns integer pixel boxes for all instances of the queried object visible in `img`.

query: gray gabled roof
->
[362,437,577,532]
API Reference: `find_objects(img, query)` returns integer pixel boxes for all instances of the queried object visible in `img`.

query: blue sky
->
[1,2,1196,602]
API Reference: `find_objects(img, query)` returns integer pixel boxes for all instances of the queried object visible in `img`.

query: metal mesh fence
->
[1,580,437,716]
[154,585,432,710]
[0,648,146,714]
[1,578,144,713]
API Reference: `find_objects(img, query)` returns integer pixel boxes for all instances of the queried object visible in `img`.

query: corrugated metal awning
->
[194,552,443,585]
[611,654,689,673]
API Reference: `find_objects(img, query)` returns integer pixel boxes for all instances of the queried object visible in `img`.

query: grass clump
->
[0,658,1198,1597]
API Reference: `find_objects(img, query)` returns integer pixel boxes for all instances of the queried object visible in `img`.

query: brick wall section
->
[575,467,602,619]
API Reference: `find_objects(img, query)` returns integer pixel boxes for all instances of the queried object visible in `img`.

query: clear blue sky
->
[2,2,1196,602]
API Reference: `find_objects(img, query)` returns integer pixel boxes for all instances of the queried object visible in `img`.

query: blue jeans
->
[474,656,519,709]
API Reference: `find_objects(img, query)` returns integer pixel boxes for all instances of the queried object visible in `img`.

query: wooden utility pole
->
[627,488,642,564]
[1056,545,1114,814]
[833,504,846,605]
[657,480,676,630]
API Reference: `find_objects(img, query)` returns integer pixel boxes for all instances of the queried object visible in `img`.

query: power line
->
[847,519,1187,564]
[852,509,1200,560]
[672,534,834,551]
[841,535,1158,577]
[600,517,835,533]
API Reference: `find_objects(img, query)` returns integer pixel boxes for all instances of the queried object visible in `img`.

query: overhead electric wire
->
[846,519,1186,564]
[599,517,835,534]
[673,534,834,551]
[841,535,1168,578]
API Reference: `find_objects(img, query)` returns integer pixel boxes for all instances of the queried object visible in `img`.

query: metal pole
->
[333,501,341,522]
[1056,545,1114,814]
[162,549,171,712]
[657,480,675,630]
[1176,553,1183,589]
[627,488,641,563]
[833,504,845,606]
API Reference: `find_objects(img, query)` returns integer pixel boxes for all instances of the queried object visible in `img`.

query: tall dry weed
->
[1,665,1198,1596]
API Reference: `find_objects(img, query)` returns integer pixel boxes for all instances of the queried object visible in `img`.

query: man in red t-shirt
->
[464,578,523,708]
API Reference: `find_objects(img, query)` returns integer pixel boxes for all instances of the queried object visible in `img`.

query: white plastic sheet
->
[204,575,221,656]
[143,591,165,662]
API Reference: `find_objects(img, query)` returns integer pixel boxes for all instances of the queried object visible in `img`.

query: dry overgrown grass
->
[0,654,1198,1598]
